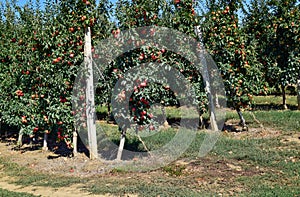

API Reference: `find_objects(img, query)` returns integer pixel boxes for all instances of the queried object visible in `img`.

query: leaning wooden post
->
[17,128,24,147]
[42,132,48,151]
[116,129,126,161]
[73,130,78,155]
[194,26,218,131]
[85,26,98,159]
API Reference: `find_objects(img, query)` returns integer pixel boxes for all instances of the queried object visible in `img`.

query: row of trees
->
[0,0,299,157]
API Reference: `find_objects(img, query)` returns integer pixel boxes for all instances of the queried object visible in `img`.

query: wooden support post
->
[73,130,78,155]
[85,26,98,159]
[17,128,23,147]
[116,129,126,161]
[42,133,48,151]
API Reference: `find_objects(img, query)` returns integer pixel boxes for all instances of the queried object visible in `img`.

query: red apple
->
[81,16,87,21]
[174,0,180,4]
[140,82,147,87]
[149,125,155,130]
[139,54,145,60]
[151,54,157,61]
[21,116,27,123]
[69,27,75,33]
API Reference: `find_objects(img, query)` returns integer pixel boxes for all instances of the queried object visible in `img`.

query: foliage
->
[0,0,111,145]
[243,0,300,103]
[96,0,208,132]
[201,0,266,109]
[0,0,299,149]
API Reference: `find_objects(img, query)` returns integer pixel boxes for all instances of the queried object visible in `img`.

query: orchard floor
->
[0,117,299,196]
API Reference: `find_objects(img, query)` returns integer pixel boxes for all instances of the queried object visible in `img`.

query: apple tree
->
[243,0,300,109]
[201,0,266,128]
[103,0,211,159]
[0,0,111,153]
[0,1,49,145]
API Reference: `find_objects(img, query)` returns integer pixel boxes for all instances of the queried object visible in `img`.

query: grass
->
[0,120,299,196]
[225,110,300,132]
[0,157,86,188]
[239,176,300,197]
[0,95,299,196]
[253,95,297,106]
[0,188,40,197]
[252,95,298,110]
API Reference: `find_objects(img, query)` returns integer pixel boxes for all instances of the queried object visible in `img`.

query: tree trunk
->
[282,85,287,109]
[107,102,111,123]
[297,79,300,110]
[215,94,220,108]
[236,107,246,127]
[236,107,248,131]
[116,129,126,161]
[199,114,205,129]
[17,128,23,147]
[42,133,48,151]
[73,130,78,155]
[85,26,98,159]
[194,26,218,132]
[135,126,152,156]
[161,106,169,129]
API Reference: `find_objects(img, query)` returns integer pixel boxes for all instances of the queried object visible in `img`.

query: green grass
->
[87,180,203,197]
[0,121,299,196]
[238,175,300,197]
[0,188,40,197]
[0,97,299,196]
[252,95,298,110]
[253,95,297,106]
[0,157,86,188]
[225,110,300,132]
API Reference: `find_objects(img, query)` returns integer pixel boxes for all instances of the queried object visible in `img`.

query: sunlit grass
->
[0,96,299,196]
[0,188,39,197]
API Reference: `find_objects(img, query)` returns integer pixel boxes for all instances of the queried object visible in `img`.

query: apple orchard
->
[0,0,299,157]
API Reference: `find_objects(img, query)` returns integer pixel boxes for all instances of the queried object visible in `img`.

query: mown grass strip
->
[0,188,40,197]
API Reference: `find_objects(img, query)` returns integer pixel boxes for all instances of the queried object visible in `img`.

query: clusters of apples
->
[130,81,155,129]
[16,89,24,97]
[138,48,166,62]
